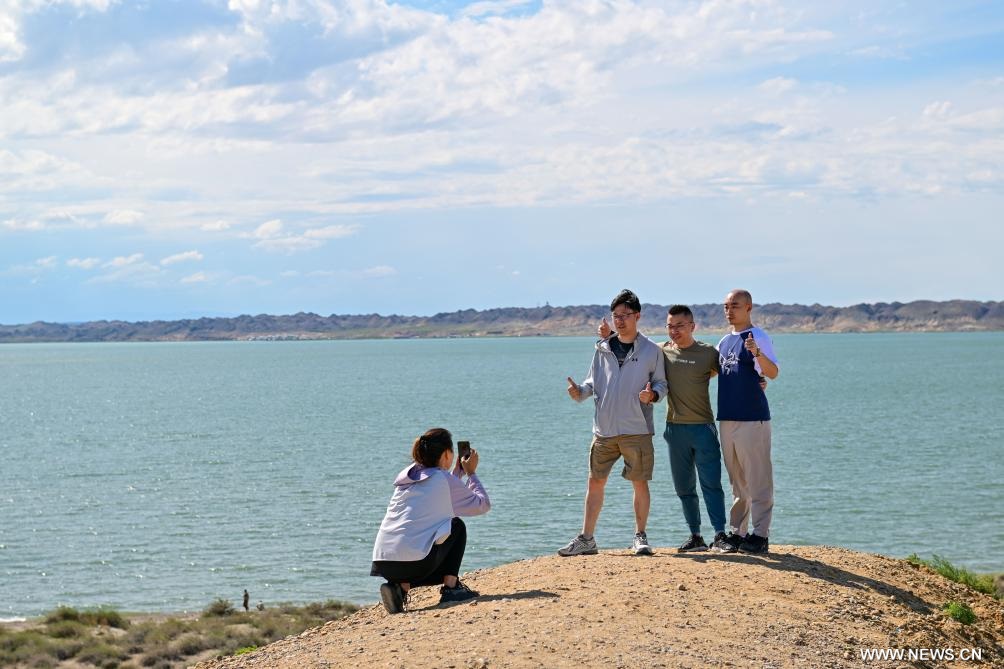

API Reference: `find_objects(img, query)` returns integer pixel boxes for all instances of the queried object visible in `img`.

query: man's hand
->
[639,381,655,404]
[597,318,611,339]
[744,333,760,356]
[566,376,581,401]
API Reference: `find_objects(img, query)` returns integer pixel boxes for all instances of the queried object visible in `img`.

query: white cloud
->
[104,210,144,226]
[90,259,162,285]
[5,255,57,277]
[201,219,232,231]
[848,45,906,60]
[161,250,204,266]
[253,236,323,254]
[105,253,144,268]
[462,0,534,18]
[0,7,26,64]
[253,219,284,239]
[758,77,798,96]
[0,0,991,227]
[304,224,359,240]
[180,271,209,283]
[228,274,271,287]
[249,220,358,253]
[361,265,396,278]
[2,218,45,231]
[922,101,953,120]
[67,257,101,269]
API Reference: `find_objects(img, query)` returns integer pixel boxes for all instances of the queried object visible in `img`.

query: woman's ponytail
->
[411,428,453,467]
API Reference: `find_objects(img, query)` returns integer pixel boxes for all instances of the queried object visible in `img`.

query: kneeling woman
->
[371,427,491,613]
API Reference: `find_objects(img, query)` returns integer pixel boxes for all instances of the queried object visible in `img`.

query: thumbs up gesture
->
[597,318,612,339]
[639,381,655,404]
[566,376,581,401]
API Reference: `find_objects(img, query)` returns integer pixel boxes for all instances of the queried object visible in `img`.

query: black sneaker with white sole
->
[709,531,732,552]
[711,532,743,553]
[677,534,708,552]
[738,533,769,554]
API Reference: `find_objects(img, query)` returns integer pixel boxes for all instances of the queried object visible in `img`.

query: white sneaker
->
[557,534,598,557]
[632,531,653,556]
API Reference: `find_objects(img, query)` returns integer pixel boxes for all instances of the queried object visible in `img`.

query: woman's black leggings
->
[371,517,467,587]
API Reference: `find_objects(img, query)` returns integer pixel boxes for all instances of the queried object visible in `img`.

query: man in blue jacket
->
[560,289,669,557]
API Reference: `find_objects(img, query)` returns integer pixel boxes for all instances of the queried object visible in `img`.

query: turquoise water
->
[1,333,1001,619]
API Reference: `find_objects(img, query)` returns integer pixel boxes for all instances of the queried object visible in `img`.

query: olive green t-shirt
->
[661,340,719,424]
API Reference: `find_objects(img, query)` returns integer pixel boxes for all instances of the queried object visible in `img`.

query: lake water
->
[1,333,1001,619]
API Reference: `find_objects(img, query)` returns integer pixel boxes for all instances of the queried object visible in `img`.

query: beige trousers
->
[719,420,773,538]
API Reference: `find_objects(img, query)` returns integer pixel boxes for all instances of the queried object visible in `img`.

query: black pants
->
[371,517,467,587]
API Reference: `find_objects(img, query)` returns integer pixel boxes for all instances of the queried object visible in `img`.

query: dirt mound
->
[194,546,1003,668]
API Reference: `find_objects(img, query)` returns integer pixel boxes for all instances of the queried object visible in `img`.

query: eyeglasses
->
[610,311,637,322]
[666,321,694,331]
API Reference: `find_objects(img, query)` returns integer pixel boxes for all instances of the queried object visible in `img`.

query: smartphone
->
[457,440,472,464]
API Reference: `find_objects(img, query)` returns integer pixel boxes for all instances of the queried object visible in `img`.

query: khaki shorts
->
[589,434,654,481]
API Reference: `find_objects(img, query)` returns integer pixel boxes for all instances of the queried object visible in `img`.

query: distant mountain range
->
[1,300,1001,343]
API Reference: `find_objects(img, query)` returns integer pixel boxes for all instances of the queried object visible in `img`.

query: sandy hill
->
[194,546,1003,669]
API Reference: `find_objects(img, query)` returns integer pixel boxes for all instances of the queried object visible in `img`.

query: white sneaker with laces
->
[632,531,653,556]
[557,533,598,557]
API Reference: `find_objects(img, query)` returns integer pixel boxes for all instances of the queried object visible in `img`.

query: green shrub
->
[51,639,85,660]
[203,598,235,617]
[45,606,82,624]
[943,600,976,624]
[132,618,189,646]
[43,606,129,629]
[234,645,258,655]
[0,630,62,667]
[81,608,129,629]
[140,645,182,667]
[76,641,127,665]
[907,554,998,598]
[171,632,211,657]
[45,620,87,639]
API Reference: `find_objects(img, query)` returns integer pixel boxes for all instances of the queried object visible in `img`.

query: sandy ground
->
[194,545,1003,669]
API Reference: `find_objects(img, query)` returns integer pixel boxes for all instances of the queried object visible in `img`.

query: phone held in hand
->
[457,440,472,465]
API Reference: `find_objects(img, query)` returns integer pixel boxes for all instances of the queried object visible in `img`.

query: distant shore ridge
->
[2,299,1002,343]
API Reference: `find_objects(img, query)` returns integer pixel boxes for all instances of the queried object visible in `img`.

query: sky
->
[1,0,1002,324]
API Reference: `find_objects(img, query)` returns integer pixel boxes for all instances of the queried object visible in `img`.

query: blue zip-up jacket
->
[572,332,669,437]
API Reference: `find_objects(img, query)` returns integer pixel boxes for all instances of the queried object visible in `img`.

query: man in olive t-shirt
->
[661,305,729,553]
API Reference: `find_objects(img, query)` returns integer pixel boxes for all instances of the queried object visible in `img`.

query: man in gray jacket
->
[561,289,669,557]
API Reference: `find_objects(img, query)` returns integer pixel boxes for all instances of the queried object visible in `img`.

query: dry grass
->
[0,600,357,669]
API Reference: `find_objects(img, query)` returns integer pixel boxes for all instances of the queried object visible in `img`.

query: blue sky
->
[1,0,1002,323]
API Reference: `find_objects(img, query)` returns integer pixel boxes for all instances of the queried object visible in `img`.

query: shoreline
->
[4,558,1001,625]
[4,549,1001,668]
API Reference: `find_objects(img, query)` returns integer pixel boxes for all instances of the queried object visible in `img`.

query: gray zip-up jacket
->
[572,332,669,437]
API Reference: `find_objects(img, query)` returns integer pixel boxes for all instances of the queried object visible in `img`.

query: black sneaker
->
[380,582,406,614]
[738,533,769,554]
[440,579,479,605]
[711,532,743,553]
[709,531,732,552]
[677,534,708,552]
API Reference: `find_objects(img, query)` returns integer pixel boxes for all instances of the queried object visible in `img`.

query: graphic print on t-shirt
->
[720,333,748,375]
